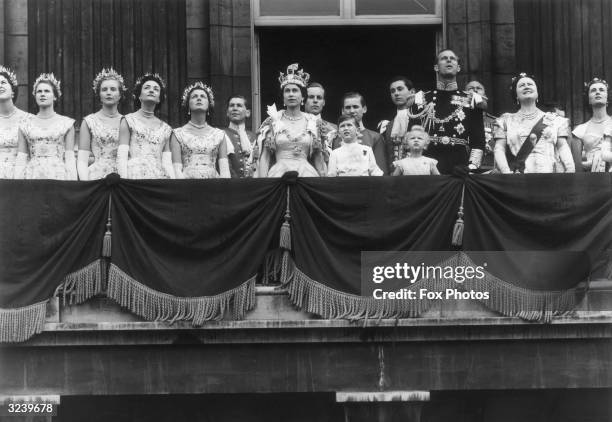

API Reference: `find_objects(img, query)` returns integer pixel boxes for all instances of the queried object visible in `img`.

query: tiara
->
[0,65,18,87]
[134,73,166,91]
[584,77,609,91]
[278,63,310,89]
[509,72,536,92]
[92,68,126,93]
[33,73,61,98]
[181,81,214,108]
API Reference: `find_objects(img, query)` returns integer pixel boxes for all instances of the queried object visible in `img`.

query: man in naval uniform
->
[332,92,389,174]
[305,82,337,162]
[224,94,256,178]
[378,76,416,171]
[410,49,485,174]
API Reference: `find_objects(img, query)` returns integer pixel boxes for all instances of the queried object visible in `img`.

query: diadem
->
[0,65,18,87]
[92,68,126,93]
[181,81,215,108]
[134,73,167,91]
[278,63,310,89]
[33,73,62,98]
[584,77,609,91]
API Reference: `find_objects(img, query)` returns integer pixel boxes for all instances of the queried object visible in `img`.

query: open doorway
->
[258,26,437,129]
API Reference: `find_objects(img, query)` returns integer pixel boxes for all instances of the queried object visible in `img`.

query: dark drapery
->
[108,177,286,324]
[1,174,612,343]
[284,174,612,321]
[0,179,109,341]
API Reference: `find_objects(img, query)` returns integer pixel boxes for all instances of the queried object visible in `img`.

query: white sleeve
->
[64,150,78,180]
[13,152,28,179]
[218,157,231,178]
[162,151,176,179]
[77,150,90,180]
[173,163,185,179]
[117,144,129,178]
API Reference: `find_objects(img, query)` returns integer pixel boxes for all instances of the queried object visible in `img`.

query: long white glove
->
[64,151,78,180]
[162,151,176,179]
[173,162,185,179]
[117,144,129,178]
[557,140,575,173]
[77,150,90,180]
[218,157,231,178]
[13,152,27,179]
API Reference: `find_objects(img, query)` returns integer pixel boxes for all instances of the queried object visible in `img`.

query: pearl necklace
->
[283,111,304,121]
[0,109,16,119]
[139,109,155,118]
[188,121,208,130]
[518,109,539,121]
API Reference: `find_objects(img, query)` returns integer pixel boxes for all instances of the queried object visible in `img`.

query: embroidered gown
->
[22,114,76,180]
[174,126,225,179]
[572,117,612,172]
[494,111,574,173]
[83,114,121,179]
[257,113,324,177]
[0,109,30,178]
[124,113,173,179]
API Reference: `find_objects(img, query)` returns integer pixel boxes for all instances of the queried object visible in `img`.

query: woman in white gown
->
[77,68,126,180]
[0,65,30,178]
[16,73,76,180]
[571,78,612,172]
[170,81,231,179]
[117,73,175,179]
[255,63,326,178]
[493,73,574,174]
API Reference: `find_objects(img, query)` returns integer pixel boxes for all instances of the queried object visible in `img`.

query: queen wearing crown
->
[77,68,126,180]
[117,73,175,179]
[170,81,231,178]
[254,63,326,178]
[0,65,30,178]
[16,73,76,180]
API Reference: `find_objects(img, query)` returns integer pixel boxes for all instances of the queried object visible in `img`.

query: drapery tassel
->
[279,186,291,251]
[451,184,466,247]
[279,186,294,284]
[102,195,112,257]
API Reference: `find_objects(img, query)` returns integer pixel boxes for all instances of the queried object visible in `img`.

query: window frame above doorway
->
[253,0,443,26]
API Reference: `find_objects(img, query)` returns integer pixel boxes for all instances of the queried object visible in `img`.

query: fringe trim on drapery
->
[283,265,435,321]
[282,252,583,322]
[452,252,583,322]
[54,259,105,305]
[107,264,256,325]
[0,300,48,343]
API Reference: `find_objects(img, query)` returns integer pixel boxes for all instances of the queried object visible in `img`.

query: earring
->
[188,110,191,115]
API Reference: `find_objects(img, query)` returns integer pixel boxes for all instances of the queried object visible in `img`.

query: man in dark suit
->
[224,94,256,178]
[332,92,389,174]
[410,49,485,174]
[379,76,416,170]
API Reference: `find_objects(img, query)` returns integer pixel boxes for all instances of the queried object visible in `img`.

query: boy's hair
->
[337,114,358,127]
